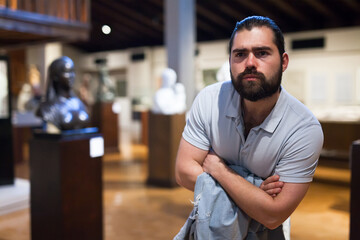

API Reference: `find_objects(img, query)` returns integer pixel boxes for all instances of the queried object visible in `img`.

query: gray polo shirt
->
[183,81,323,183]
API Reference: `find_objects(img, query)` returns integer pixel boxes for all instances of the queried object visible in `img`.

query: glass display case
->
[0,56,13,186]
[0,57,9,119]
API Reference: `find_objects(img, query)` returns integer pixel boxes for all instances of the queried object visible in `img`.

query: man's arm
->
[203,153,309,230]
[175,137,208,191]
[175,138,284,194]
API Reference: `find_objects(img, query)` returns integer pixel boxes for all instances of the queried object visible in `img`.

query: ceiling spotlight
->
[102,25,111,35]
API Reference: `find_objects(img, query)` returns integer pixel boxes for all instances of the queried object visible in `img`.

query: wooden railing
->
[0,0,90,46]
[0,0,89,23]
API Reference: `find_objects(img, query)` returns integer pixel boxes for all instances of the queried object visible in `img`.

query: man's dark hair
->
[228,16,285,56]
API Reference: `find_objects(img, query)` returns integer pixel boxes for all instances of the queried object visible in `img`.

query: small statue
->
[36,56,90,132]
[151,68,186,115]
[94,58,116,102]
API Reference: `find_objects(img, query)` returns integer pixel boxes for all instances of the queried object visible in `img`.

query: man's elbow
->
[175,171,183,187]
[175,168,187,189]
[264,220,282,230]
[262,215,287,230]
[175,168,196,191]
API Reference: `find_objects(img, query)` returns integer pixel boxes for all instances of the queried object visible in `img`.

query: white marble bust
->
[152,68,186,115]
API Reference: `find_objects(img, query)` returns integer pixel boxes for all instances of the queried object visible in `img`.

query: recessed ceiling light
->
[102,25,111,35]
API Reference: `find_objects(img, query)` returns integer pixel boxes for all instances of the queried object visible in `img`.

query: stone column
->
[165,0,196,109]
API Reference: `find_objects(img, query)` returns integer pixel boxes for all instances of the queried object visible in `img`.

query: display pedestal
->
[92,101,119,152]
[350,140,360,240]
[0,119,13,186]
[30,131,103,240]
[320,121,360,160]
[147,112,185,187]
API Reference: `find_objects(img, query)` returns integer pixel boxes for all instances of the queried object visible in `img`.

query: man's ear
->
[282,52,289,72]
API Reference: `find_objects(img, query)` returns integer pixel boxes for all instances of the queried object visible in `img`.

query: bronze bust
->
[36,56,90,131]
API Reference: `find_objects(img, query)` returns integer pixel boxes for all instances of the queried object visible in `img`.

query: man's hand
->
[202,150,308,229]
[260,175,284,198]
[202,150,227,177]
[203,151,284,198]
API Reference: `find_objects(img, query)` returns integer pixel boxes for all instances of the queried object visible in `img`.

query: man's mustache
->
[237,68,265,79]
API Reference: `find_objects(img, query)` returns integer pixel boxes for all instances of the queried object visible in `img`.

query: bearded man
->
[174,16,323,239]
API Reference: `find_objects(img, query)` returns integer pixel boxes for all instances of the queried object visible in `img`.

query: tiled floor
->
[0,142,350,240]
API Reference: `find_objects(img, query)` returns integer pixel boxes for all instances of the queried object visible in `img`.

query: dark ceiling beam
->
[343,0,360,13]
[148,0,162,8]
[66,0,360,52]
[90,21,134,43]
[302,0,341,21]
[196,17,228,40]
[267,0,312,26]
[234,0,278,20]
[92,1,161,40]
[102,0,163,32]
[219,3,247,23]
[197,3,232,30]
[90,5,138,41]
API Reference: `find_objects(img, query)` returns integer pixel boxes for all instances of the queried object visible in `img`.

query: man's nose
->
[245,53,257,68]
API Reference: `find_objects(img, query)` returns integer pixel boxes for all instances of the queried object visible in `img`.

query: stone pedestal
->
[350,140,360,240]
[147,112,185,187]
[30,131,103,240]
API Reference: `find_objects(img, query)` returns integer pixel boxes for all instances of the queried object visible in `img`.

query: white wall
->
[78,47,157,101]
[68,26,360,122]
[284,27,360,108]
[26,42,63,94]
[282,27,360,121]
[195,40,229,90]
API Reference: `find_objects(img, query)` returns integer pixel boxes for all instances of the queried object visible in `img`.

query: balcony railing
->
[0,0,89,23]
[0,0,90,47]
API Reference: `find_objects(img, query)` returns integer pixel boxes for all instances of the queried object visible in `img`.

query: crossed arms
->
[175,137,310,230]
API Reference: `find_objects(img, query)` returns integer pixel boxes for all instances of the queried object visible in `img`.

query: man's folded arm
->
[175,137,208,191]
[175,138,285,196]
[203,153,309,230]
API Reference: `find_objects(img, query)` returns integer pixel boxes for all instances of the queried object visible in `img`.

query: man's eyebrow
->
[252,46,273,52]
[232,48,247,53]
[232,46,273,53]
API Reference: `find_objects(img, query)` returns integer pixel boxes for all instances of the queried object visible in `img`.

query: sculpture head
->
[161,68,177,88]
[44,56,76,102]
[49,56,75,95]
[37,56,90,132]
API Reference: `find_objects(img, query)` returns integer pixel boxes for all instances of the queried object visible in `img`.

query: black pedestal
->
[0,119,14,185]
[350,140,360,240]
[30,131,103,240]
[147,112,185,187]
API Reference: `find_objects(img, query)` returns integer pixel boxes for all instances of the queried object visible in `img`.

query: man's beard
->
[231,66,283,102]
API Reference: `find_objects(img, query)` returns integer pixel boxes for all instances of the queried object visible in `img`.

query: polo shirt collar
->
[259,86,287,133]
[225,83,241,118]
[225,84,287,133]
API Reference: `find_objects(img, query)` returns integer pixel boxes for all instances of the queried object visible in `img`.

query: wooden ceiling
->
[70,0,360,53]
[2,0,360,53]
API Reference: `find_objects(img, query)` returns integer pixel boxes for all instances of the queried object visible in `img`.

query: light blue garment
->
[183,81,323,183]
[174,165,285,240]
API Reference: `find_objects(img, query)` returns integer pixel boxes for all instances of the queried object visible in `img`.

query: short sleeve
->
[182,89,211,151]
[276,124,324,183]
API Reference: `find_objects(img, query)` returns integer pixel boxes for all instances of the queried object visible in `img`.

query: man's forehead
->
[233,27,276,47]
